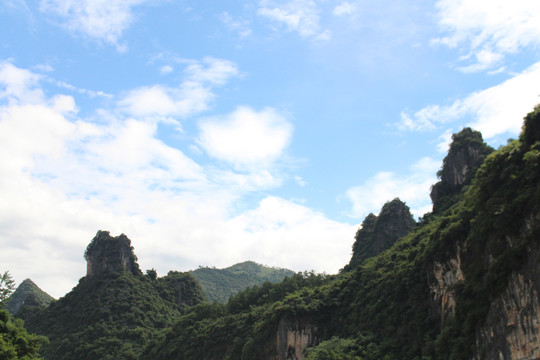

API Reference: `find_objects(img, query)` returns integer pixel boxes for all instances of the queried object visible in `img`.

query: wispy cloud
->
[398,61,540,139]
[433,0,540,72]
[258,0,330,40]
[39,0,151,49]
[220,11,252,40]
[119,57,239,118]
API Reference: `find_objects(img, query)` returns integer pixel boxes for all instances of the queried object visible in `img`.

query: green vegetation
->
[0,309,48,360]
[1,274,48,360]
[140,271,330,360]
[1,271,16,305]
[21,270,204,360]
[190,261,294,303]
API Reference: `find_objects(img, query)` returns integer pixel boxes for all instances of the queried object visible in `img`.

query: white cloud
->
[398,61,540,139]
[0,62,354,298]
[258,0,329,40]
[333,2,356,16]
[197,106,293,169]
[346,157,439,220]
[39,0,150,48]
[433,0,540,72]
[228,197,357,273]
[119,57,239,118]
[0,61,44,104]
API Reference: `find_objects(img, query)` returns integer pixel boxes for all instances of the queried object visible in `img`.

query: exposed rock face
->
[344,198,416,271]
[84,230,141,277]
[429,245,464,324]
[429,211,540,360]
[430,128,493,213]
[476,272,540,360]
[276,316,318,360]
[474,215,540,360]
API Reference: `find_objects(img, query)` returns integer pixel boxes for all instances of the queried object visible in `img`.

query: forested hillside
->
[140,105,540,360]
[190,261,294,303]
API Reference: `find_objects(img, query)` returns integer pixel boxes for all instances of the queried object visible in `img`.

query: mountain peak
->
[6,278,54,316]
[344,198,416,271]
[430,127,493,213]
[84,230,141,278]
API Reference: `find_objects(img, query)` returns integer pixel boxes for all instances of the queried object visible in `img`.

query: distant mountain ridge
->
[6,278,54,316]
[190,261,295,303]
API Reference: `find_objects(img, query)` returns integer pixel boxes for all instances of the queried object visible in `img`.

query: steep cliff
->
[427,105,540,359]
[276,316,318,360]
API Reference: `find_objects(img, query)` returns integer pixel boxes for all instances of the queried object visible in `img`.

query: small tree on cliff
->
[0,271,15,306]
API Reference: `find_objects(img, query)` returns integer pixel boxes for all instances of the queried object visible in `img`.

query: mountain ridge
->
[190,261,295,303]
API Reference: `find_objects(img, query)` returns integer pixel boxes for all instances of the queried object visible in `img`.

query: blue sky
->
[1,0,540,298]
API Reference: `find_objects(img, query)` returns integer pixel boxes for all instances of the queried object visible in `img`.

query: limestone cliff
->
[276,316,318,360]
[84,230,141,277]
[429,244,464,324]
[427,107,540,359]
[474,213,540,360]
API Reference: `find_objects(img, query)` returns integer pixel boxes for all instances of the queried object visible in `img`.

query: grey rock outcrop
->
[276,316,318,360]
[84,230,141,277]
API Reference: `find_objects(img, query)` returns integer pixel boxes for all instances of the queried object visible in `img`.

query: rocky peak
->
[344,198,416,271]
[430,128,493,213]
[84,230,141,278]
[6,278,54,316]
